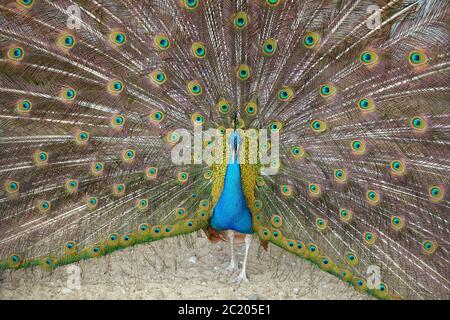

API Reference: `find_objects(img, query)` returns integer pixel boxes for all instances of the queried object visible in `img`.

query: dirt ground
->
[0,233,372,300]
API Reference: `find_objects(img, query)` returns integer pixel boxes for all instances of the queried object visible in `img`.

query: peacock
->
[0,0,449,300]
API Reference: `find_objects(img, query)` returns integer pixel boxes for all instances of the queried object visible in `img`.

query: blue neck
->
[210,157,253,234]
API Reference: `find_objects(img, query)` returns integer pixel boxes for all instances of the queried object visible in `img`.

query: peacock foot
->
[230,272,249,284]
[226,261,238,273]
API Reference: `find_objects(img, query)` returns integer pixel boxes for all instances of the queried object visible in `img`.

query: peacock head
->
[228,130,242,164]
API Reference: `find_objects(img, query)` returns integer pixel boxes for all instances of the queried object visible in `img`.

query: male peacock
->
[0,0,449,300]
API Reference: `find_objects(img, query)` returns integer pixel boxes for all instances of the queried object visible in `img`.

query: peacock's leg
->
[226,230,238,272]
[231,234,252,284]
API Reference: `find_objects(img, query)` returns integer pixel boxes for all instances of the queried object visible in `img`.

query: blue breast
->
[210,163,253,234]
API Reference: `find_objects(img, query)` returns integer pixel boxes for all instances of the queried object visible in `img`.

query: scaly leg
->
[231,234,252,284]
[226,230,238,272]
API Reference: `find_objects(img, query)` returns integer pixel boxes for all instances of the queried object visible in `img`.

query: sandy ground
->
[0,233,372,300]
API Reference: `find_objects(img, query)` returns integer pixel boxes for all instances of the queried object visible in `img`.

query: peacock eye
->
[111,114,125,128]
[62,88,77,101]
[191,42,206,58]
[65,179,78,192]
[217,98,230,114]
[182,0,199,10]
[234,12,249,29]
[351,140,366,154]
[113,184,125,195]
[309,183,321,196]
[199,200,209,209]
[177,171,189,183]
[237,64,251,81]
[92,162,103,174]
[277,87,294,102]
[187,81,203,95]
[366,190,380,204]
[149,110,165,124]
[358,98,375,112]
[16,99,32,113]
[39,200,51,213]
[339,208,353,222]
[410,116,427,131]
[109,31,127,46]
[422,240,437,254]
[65,36,73,45]
[266,0,281,6]
[76,130,89,143]
[303,32,320,48]
[291,146,305,159]
[145,167,158,180]
[122,149,135,162]
[408,51,427,66]
[8,46,25,61]
[280,185,292,197]
[391,216,405,230]
[245,100,258,115]
[334,169,348,182]
[345,252,359,266]
[315,218,327,230]
[191,113,205,126]
[363,231,377,245]
[17,0,34,9]
[360,50,379,66]
[270,121,282,132]
[429,186,443,202]
[262,38,277,56]
[154,35,171,50]
[35,150,49,164]
[150,70,167,86]
[390,160,405,175]
[320,84,336,97]
[311,120,327,133]
[58,33,76,49]
[107,80,124,95]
